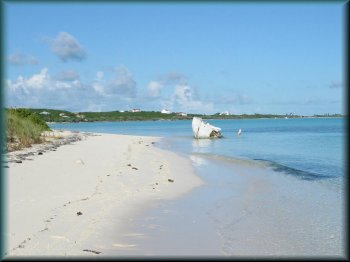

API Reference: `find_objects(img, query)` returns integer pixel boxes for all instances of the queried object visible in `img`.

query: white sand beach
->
[3,131,203,257]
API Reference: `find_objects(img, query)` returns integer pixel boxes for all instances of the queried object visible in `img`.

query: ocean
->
[49,117,346,257]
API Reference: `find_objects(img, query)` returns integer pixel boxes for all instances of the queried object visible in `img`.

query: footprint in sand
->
[123,233,145,238]
[75,159,85,165]
[112,243,137,248]
[50,235,70,242]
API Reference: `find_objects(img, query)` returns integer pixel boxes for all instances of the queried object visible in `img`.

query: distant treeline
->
[6,108,344,123]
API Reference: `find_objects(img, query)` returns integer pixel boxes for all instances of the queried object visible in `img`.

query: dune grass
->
[6,108,51,151]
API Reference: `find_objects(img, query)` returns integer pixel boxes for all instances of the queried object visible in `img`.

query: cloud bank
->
[6,67,217,113]
[6,66,139,112]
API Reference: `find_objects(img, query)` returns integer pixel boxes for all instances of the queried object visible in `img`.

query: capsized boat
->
[192,117,223,139]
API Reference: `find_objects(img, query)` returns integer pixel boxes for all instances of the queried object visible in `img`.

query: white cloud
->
[108,66,137,98]
[145,72,188,100]
[173,84,192,104]
[6,67,220,114]
[8,53,38,66]
[5,66,141,112]
[48,32,86,62]
[171,84,214,113]
[6,68,89,111]
[26,68,50,89]
[90,71,106,95]
[91,81,105,96]
[147,80,164,98]
[142,72,215,113]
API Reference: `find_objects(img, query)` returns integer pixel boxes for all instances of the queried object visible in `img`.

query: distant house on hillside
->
[75,114,84,118]
[219,111,230,116]
[59,113,69,118]
[176,112,187,116]
[39,111,50,115]
[161,109,172,114]
[130,109,141,113]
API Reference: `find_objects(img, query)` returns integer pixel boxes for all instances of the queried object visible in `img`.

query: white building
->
[219,111,230,116]
[130,109,141,113]
[161,109,172,114]
[176,112,187,116]
[39,111,50,115]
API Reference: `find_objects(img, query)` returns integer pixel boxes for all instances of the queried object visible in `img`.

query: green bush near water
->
[6,108,51,151]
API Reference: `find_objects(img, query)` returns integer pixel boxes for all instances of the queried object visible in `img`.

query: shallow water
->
[50,118,345,182]
[99,155,344,257]
[50,118,346,257]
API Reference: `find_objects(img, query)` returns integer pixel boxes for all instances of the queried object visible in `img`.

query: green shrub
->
[6,108,51,151]
[12,108,50,130]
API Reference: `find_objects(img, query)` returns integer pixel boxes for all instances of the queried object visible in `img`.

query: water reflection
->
[190,155,208,167]
[192,138,213,153]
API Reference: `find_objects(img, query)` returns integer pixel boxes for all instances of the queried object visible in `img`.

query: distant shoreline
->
[6,108,344,124]
[46,115,345,125]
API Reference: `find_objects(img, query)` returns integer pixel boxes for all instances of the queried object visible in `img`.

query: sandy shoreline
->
[3,131,203,257]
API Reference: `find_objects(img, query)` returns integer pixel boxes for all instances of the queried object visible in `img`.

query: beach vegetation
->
[6,108,51,151]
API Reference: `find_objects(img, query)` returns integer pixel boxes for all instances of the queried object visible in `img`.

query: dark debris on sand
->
[5,132,91,166]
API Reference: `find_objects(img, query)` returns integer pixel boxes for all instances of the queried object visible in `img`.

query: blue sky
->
[4,2,345,115]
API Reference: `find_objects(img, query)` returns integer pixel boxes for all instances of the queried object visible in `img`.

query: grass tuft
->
[6,108,51,151]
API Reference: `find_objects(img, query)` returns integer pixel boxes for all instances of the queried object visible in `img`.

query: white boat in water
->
[192,117,223,139]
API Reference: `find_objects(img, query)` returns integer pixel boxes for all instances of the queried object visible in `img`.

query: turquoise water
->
[50,117,346,183]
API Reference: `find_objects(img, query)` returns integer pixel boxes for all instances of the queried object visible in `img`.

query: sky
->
[4,2,346,115]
